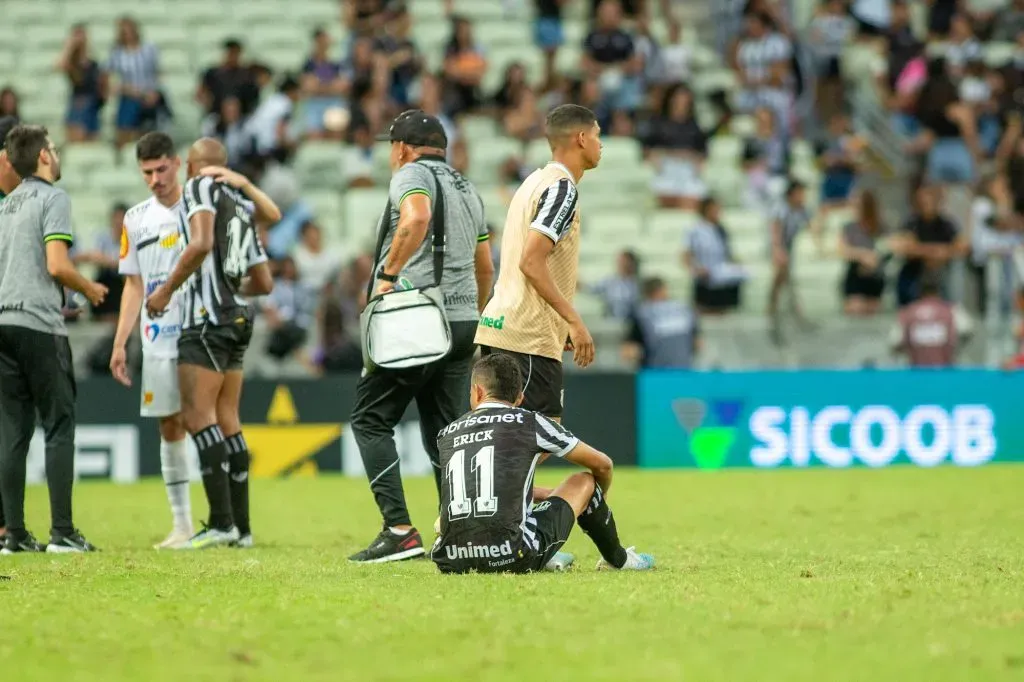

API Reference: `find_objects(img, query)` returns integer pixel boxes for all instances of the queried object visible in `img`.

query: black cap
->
[0,116,17,151]
[376,109,448,149]
[223,38,243,51]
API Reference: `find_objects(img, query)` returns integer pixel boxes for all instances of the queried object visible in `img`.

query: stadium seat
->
[61,143,118,174]
[647,210,700,244]
[468,137,525,186]
[294,142,343,190]
[343,189,388,243]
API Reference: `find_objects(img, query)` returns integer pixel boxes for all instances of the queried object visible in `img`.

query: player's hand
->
[85,282,108,307]
[568,319,595,368]
[146,285,171,317]
[199,165,250,191]
[110,346,131,387]
[375,280,395,296]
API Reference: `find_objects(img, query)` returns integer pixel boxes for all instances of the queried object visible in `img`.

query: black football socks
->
[192,425,233,530]
[224,432,251,537]
[576,483,628,568]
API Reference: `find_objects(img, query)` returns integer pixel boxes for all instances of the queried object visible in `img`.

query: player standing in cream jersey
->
[110,133,193,548]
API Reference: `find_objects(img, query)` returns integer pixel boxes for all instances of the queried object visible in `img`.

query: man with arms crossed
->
[431,353,654,573]
[110,132,194,548]
[0,115,21,542]
[146,138,277,549]
[0,125,107,553]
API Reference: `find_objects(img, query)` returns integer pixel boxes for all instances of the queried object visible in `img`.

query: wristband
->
[377,270,399,283]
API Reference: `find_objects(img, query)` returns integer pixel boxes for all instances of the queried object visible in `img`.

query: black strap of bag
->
[367,162,447,299]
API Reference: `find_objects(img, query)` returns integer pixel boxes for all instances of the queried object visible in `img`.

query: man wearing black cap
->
[349,109,493,563]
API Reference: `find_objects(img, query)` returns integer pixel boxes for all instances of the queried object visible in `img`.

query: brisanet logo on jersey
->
[748,404,996,468]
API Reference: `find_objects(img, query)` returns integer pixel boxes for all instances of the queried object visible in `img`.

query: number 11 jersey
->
[432,402,579,573]
[179,176,267,329]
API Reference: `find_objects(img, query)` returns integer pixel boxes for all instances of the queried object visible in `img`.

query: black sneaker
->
[348,527,425,563]
[46,529,98,554]
[0,532,45,555]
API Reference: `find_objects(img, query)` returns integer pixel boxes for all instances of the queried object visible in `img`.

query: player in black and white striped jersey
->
[769,181,811,344]
[145,138,278,550]
[431,353,655,574]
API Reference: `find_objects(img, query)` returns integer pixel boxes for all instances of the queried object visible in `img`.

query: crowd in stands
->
[5,0,1024,371]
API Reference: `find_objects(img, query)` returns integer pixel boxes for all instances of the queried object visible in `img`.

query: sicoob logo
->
[673,398,744,470]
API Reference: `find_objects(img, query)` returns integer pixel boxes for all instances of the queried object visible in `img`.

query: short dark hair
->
[0,115,18,152]
[5,124,49,178]
[545,104,597,141]
[223,38,243,51]
[136,132,176,162]
[472,354,523,403]
[300,220,320,236]
[642,276,665,298]
[279,75,300,93]
[112,201,130,215]
[786,180,805,198]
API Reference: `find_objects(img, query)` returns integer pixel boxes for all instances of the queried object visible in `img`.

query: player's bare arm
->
[46,240,107,306]
[564,440,613,495]
[474,240,494,314]
[198,166,282,224]
[240,261,274,297]
[520,230,594,367]
[147,211,213,317]
[378,192,432,294]
[110,274,143,387]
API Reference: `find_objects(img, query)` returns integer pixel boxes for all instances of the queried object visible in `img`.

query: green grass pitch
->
[3,466,1024,681]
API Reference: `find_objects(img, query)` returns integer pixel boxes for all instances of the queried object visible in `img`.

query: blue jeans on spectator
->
[927,138,975,184]
[978,114,1001,156]
[890,112,921,139]
[116,96,145,130]
[602,75,643,112]
[66,94,101,135]
[266,201,315,259]
[534,17,564,50]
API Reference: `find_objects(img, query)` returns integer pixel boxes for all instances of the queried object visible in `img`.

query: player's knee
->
[159,415,187,442]
[350,411,387,442]
[183,411,216,436]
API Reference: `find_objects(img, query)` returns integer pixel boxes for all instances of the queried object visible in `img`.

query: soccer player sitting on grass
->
[431,353,654,574]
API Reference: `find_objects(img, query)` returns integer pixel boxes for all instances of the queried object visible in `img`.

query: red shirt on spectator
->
[890,295,973,367]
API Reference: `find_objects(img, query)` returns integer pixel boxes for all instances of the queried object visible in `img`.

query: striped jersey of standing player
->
[112,133,196,550]
[145,138,277,551]
[475,104,602,419]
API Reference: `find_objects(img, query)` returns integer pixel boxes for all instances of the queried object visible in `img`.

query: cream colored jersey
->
[475,162,581,361]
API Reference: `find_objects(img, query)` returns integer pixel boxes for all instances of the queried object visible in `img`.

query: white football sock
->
[161,437,193,533]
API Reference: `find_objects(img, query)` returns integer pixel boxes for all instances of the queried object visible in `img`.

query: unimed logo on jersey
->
[443,539,514,560]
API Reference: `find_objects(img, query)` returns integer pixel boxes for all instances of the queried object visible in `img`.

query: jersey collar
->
[546,162,577,186]
[476,401,513,410]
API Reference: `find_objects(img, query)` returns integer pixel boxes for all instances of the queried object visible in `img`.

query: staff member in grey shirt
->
[0,114,19,540]
[623,277,701,369]
[349,110,494,563]
[0,125,107,554]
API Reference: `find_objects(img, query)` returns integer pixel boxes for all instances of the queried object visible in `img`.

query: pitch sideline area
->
[2,467,1023,682]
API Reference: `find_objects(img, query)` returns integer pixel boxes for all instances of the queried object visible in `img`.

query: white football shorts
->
[140,355,180,418]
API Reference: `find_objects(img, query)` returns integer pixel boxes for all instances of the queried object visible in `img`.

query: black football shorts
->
[479,346,564,419]
[178,317,253,373]
[525,496,576,571]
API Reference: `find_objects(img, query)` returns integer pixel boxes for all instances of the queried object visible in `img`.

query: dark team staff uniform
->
[0,178,82,548]
[177,175,266,372]
[431,402,580,574]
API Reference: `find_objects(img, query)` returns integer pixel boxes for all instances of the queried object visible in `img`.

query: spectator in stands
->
[946,14,983,79]
[884,1,922,93]
[890,272,973,367]
[503,87,545,143]
[742,106,788,210]
[583,0,645,113]
[644,84,708,210]
[731,11,793,134]
[622,276,701,369]
[374,4,421,108]
[442,16,489,116]
[651,21,693,87]
[891,184,965,306]
[0,88,19,124]
[197,39,260,120]
[808,0,855,124]
[293,221,346,293]
[969,173,1022,315]
[993,0,1024,42]
[852,0,891,37]
[927,0,959,39]
[72,202,128,324]
[106,17,165,149]
[200,96,248,169]
[768,181,811,344]
[344,0,388,41]
[684,197,747,314]
[590,250,641,319]
[535,0,567,87]
[840,190,889,316]
[314,277,364,375]
[245,75,300,162]
[417,73,468,173]
[57,24,106,143]
[341,107,377,188]
[301,28,349,141]
[492,62,530,117]
[813,113,864,248]
[916,58,981,186]
[262,257,315,363]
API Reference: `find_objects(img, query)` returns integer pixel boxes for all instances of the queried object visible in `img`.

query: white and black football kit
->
[431,401,580,574]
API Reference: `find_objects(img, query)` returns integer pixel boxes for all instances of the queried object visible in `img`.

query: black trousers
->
[0,325,77,536]
[351,321,478,528]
